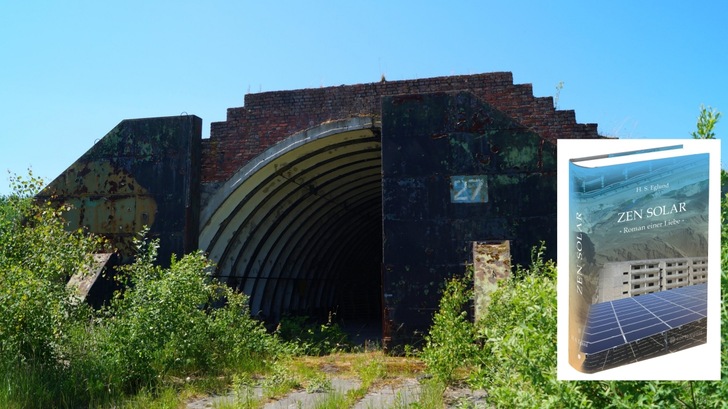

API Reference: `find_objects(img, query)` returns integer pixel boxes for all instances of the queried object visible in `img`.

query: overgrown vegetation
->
[419,268,476,384]
[0,171,413,408]
[691,104,721,140]
[207,352,421,408]
[0,172,103,408]
[275,314,351,356]
[422,236,728,407]
[0,173,286,408]
[422,206,727,407]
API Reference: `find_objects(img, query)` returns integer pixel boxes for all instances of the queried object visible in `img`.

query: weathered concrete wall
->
[381,91,557,347]
[39,115,202,265]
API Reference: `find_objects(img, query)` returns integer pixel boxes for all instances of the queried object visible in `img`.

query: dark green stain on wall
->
[381,91,556,348]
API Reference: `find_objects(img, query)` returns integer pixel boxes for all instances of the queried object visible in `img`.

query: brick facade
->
[201,72,600,184]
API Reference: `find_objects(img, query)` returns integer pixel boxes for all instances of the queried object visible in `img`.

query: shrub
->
[0,172,287,407]
[467,244,581,406]
[423,234,728,407]
[275,314,351,356]
[0,172,103,408]
[74,230,285,396]
[420,271,477,383]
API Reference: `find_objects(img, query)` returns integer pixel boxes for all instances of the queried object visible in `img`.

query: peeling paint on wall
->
[38,115,201,265]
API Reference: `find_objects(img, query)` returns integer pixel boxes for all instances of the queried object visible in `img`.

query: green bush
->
[0,173,103,408]
[468,244,588,406]
[0,173,287,407]
[275,313,351,356]
[69,231,285,397]
[422,236,728,407]
[420,271,477,383]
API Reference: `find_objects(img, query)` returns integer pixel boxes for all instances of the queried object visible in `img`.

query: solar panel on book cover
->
[580,284,707,372]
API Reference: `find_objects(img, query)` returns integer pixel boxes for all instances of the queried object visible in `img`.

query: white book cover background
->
[557,139,721,380]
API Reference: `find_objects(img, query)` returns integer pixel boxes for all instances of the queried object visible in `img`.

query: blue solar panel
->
[581,284,707,355]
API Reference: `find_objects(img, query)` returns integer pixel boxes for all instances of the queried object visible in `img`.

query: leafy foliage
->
[0,172,103,408]
[468,244,584,406]
[420,270,477,383]
[0,172,286,408]
[275,314,351,356]
[691,104,722,139]
[0,172,101,306]
[69,230,286,399]
[422,236,728,407]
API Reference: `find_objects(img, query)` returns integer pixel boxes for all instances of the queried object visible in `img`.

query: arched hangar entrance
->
[40,75,601,348]
[199,117,383,328]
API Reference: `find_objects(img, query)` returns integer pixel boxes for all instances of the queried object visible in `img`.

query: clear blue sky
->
[1,1,726,196]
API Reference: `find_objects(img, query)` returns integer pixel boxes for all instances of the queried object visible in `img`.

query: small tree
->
[691,104,721,140]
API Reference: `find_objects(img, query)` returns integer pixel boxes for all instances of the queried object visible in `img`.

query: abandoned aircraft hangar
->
[39,72,601,347]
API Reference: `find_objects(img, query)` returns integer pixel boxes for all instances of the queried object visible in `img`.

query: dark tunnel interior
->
[199,124,384,336]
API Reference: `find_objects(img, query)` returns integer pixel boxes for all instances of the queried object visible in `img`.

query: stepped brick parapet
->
[201,72,600,184]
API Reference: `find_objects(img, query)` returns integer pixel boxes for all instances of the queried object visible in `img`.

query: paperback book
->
[557,139,720,379]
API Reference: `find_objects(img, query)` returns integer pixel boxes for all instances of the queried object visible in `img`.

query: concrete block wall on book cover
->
[556,139,721,380]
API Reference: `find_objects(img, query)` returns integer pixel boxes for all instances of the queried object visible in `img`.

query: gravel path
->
[184,351,489,409]
[185,377,420,409]
[352,378,420,408]
[185,376,489,408]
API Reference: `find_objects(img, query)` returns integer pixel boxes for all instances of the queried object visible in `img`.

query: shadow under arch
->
[199,117,383,332]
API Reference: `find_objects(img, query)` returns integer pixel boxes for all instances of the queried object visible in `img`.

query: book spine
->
[568,163,588,371]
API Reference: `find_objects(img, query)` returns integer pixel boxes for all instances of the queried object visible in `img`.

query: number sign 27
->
[450,175,488,203]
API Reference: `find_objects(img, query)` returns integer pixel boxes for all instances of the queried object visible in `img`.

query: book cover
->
[557,139,720,380]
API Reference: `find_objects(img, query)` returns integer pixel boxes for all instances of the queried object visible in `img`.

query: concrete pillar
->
[473,240,511,320]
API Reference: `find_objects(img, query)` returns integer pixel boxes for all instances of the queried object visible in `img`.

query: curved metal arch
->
[250,165,381,281]
[269,186,381,316]
[230,151,381,280]
[249,175,381,317]
[286,193,381,314]
[225,150,380,312]
[199,117,377,254]
[276,174,381,277]
[199,117,383,321]
[205,135,380,270]
[253,176,381,316]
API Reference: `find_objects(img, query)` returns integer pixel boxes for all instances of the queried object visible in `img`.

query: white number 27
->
[453,178,485,202]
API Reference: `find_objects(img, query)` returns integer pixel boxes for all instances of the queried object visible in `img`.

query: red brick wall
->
[201,72,599,184]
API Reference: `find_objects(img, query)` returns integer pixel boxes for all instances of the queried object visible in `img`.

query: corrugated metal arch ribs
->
[199,117,382,321]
